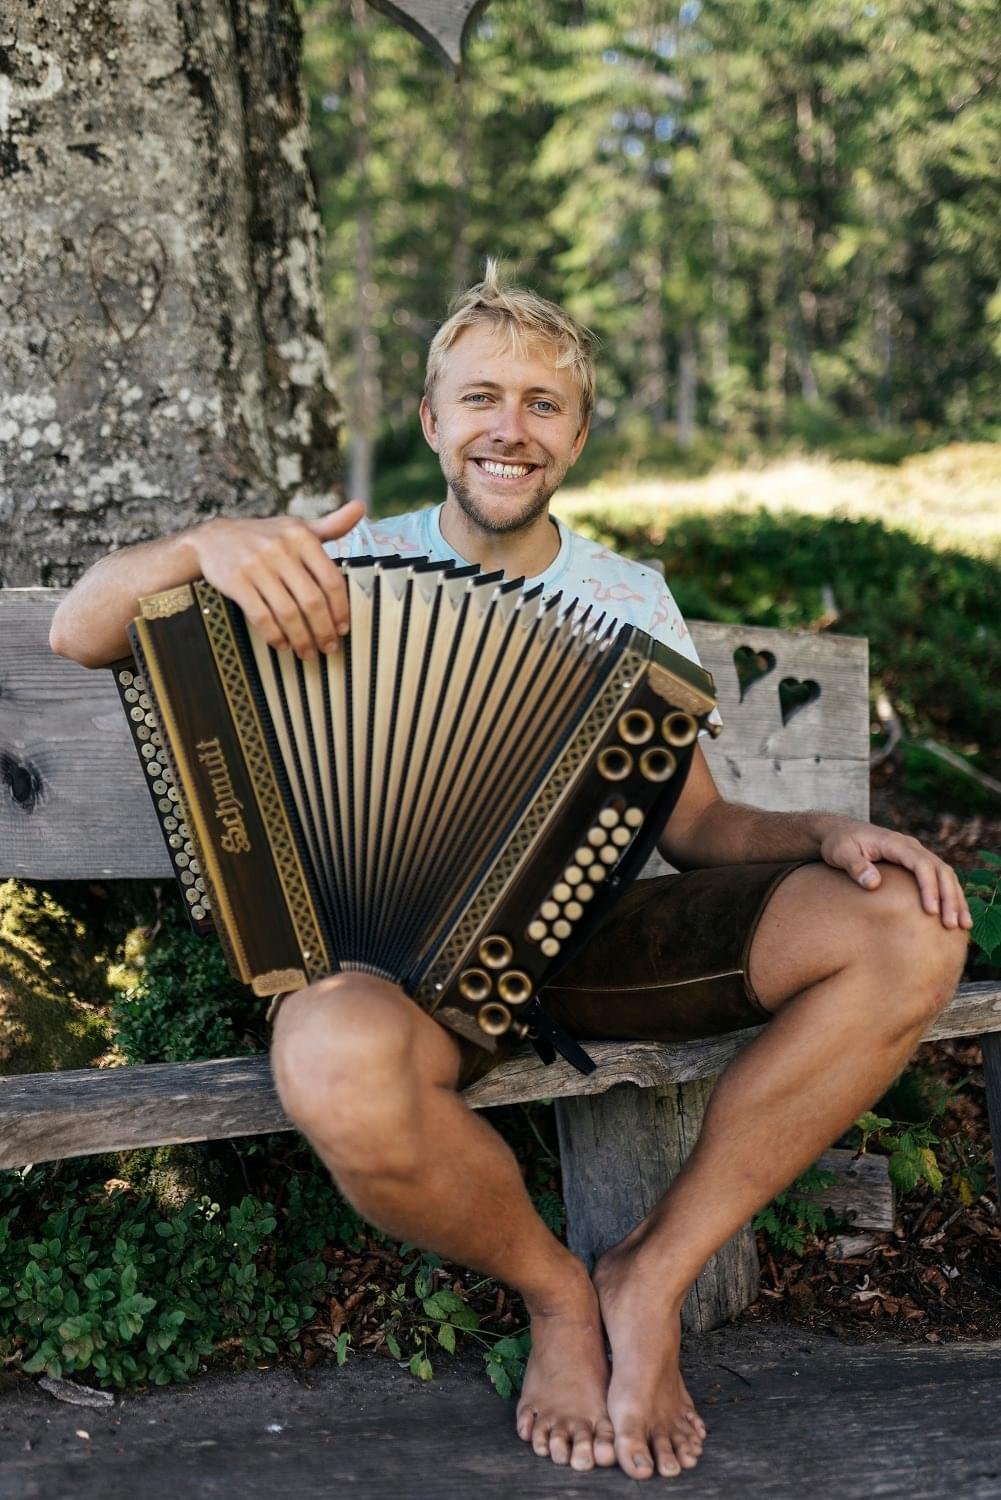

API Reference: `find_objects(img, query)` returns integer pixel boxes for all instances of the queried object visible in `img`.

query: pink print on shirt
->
[587,579,646,605]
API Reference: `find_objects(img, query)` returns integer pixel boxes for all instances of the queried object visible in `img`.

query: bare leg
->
[592,864,967,1480]
[271,976,615,1471]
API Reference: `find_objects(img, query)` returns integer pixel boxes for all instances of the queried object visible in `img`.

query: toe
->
[548,1423,572,1465]
[652,1433,683,1479]
[593,1417,617,1468]
[515,1405,536,1443]
[670,1426,701,1468]
[615,1430,656,1480]
[569,1426,595,1472]
[531,1421,552,1458]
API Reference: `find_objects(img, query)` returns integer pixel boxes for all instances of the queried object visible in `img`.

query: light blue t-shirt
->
[324,503,722,733]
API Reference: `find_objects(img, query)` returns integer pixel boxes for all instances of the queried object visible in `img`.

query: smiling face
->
[419,322,590,535]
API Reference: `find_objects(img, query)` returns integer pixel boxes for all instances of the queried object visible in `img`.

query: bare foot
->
[593,1242,708,1481]
[516,1271,616,1472]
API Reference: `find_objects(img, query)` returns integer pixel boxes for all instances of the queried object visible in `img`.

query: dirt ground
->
[4,1321,1001,1500]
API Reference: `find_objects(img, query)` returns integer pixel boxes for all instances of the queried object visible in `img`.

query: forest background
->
[1,0,1000,1394]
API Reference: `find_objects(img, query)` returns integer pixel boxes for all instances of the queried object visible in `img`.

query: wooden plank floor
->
[3,1324,1000,1498]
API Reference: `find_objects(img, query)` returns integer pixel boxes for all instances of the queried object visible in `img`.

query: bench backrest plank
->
[1,589,869,879]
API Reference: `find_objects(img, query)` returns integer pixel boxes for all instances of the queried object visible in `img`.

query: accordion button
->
[590,864,607,882]
[565,900,583,920]
[118,671,134,687]
[552,882,572,902]
[575,846,595,866]
[541,938,560,957]
[587,828,607,847]
[553,920,571,940]
[153,780,167,795]
[599,846,618,865]
[611,827,631,847]
[625,806,644,827]
[185,888,198,903]
[124,687,139,703]
[598,808,618,829]
[130,706,144,722]
[527,920,547,942]
[577,883,594,901]
[541,900,560,921]
[191,905,205,921]
[564,866,583,884]
[136,726,150,741]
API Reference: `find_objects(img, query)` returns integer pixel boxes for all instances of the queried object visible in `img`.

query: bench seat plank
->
[2,981,997,1170]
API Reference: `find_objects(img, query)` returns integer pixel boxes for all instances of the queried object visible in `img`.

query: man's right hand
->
[192,499,366,660]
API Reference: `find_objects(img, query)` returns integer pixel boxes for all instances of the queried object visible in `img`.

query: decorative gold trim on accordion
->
[252,968,307,997]
[140,585,195,620]
[415,646,646,1005]
[193,581,331,986]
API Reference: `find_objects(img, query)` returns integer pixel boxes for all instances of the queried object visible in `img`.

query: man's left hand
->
[819,819,973,931]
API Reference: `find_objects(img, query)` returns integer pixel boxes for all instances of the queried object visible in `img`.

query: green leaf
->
[385,1333,402,1360]
[436,1323,456,1354]
[970,902,1001,959]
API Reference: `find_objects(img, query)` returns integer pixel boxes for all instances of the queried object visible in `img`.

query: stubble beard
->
[441,452,570,536]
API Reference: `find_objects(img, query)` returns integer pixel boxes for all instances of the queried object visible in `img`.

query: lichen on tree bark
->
[0,0,342,588]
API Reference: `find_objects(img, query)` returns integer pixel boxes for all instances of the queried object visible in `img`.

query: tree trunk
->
[346,0,378,509]
[0,0,341,587]
[676,322,697,449]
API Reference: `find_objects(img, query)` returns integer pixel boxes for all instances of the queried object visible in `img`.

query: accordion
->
[113,555,718,1071]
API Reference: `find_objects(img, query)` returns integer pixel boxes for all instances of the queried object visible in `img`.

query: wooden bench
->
[3,588,999,1334]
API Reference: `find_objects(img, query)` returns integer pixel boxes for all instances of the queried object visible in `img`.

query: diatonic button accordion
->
[113,554,719,1059]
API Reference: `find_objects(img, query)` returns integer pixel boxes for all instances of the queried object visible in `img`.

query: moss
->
[0,879,157,1075]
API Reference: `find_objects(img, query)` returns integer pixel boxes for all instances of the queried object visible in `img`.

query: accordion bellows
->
[122,555,718,1054]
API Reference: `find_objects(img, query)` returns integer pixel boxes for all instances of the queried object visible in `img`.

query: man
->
[51,266,970,1483]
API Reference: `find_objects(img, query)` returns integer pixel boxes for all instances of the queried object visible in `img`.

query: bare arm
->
[659,745,971,930]
[49,500,366,670]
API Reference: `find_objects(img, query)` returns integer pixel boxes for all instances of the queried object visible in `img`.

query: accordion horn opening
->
[458,968,492,1002]
[640,747,678,782]
[478,1001,512,1036]
[618,709,655,745]
[662,711,698,747]
[479,935,514,970]
[497,970,532,1006]
[598,746,633,781]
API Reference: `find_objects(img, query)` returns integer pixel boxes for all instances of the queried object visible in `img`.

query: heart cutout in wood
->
[366,0,492,74]
[733,645,777,702]
[89,222,167,345]
[779,676,821,725]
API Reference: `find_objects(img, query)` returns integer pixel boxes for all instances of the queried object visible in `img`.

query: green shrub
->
[111,904,264,1065]
[1,1155,355,1387]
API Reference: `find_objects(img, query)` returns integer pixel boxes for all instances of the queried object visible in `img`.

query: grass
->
[554,443,1001,561]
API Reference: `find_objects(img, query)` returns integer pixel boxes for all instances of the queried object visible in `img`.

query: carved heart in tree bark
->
[779,675,821,725]
[733,644,777,702]
[366,0,492,73]
[88,223,167,345]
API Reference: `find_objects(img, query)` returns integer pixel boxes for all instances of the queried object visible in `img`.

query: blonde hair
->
[424,259,597,429]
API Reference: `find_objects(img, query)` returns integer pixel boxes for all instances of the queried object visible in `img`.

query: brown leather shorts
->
[454,859,814,1089]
